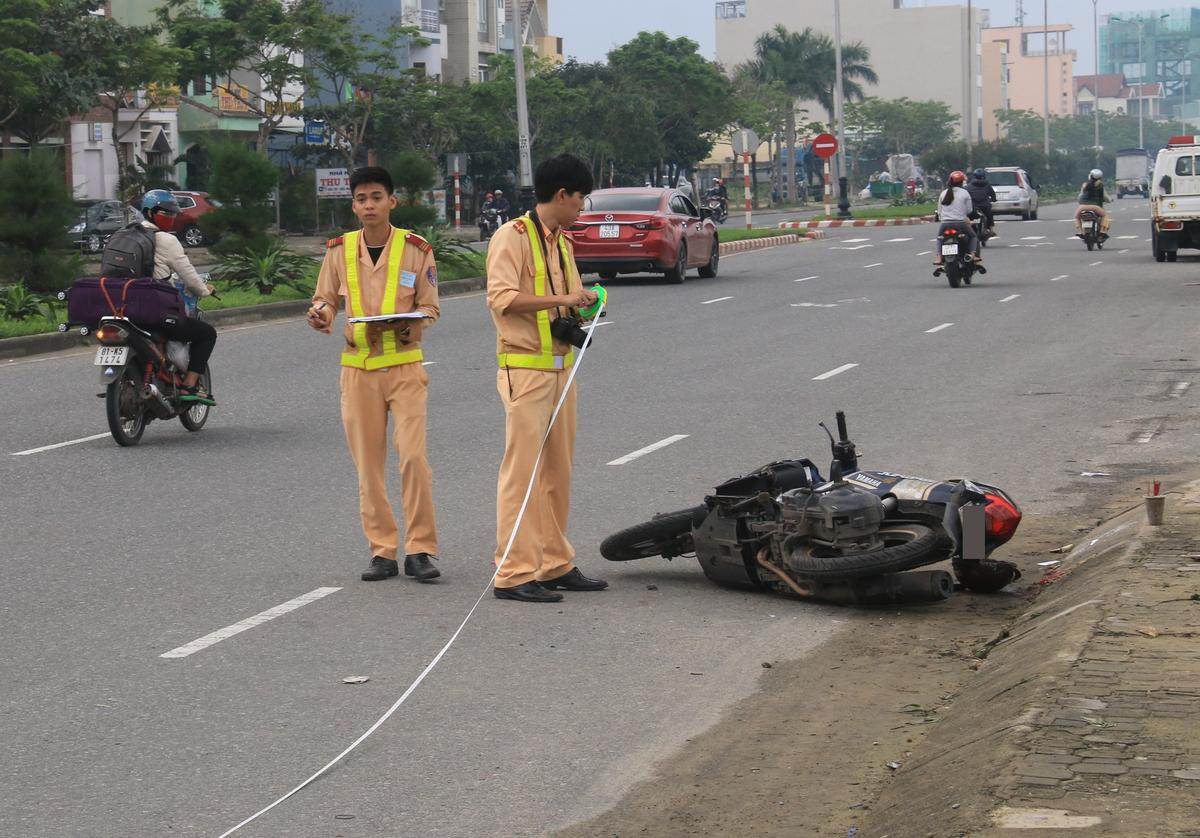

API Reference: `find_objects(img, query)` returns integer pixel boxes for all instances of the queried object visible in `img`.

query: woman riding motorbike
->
[933,171,981,269]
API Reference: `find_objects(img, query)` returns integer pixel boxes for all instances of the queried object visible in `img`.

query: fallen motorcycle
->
[600,412,1022,605]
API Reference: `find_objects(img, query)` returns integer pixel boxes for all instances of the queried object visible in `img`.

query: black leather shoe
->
[362,556,398,581]
[494,582,563,603]
[539,567,608,591]
[404,553,441,582]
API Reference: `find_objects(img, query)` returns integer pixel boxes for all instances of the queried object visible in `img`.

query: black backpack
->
[100,223,157,278]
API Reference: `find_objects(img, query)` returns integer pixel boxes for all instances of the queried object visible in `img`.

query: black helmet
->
[972,168,987,180]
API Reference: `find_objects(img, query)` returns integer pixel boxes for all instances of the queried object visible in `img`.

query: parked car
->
[67,200,139,253]
[171,191,222,248]
[568,188,720,283]
[985,167,1039,220]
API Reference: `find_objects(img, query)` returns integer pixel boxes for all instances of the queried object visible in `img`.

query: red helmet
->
[948,170,966,186]
[485,192,493,199]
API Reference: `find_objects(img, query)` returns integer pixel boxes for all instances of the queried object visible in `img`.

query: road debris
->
[342,676,370,684]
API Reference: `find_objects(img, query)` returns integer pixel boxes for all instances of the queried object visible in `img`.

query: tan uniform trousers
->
[340,364,438,560]
[494,367,577,587]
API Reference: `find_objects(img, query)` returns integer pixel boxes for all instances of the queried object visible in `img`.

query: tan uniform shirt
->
[313,226,440,361]
[486,214,579,360]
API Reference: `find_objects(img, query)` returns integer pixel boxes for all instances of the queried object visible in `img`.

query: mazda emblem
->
[604,214,613,221]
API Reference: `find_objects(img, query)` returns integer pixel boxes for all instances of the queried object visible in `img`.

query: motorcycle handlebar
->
[836,411,849,443]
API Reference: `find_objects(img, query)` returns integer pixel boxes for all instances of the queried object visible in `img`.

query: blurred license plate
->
[941,243,959,256]
[599,224,620,239]
[94,346,129,366]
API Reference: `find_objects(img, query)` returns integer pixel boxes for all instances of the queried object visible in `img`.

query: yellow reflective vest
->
[341,229,424,370]
[497,214,576,371]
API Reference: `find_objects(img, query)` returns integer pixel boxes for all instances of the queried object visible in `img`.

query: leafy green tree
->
[162,0,331,155]
[0,0,48,128]
[384,149,438,229]
[199,141,277,255]
[0,151,81,292]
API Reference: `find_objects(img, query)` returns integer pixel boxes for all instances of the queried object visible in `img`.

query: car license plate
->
[941,243,959,256]
[94,346,129,366]
[599,224,620,239]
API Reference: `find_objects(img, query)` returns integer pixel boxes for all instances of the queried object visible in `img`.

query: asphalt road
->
[2,196,1197,837]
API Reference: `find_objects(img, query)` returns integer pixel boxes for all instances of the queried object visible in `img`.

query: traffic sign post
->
[733,128,759,229]
[811,133,839,218]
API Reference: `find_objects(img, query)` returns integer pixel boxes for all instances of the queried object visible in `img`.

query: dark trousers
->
[158,318,216,374]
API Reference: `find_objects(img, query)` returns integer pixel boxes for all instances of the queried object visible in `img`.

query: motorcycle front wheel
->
[600,506,706,561]
[179,365,212,432]
[784,523,940,581]
[106,367,147,446]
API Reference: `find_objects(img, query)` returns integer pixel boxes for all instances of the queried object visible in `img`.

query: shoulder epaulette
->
[326,235,344,249]
[513,221,528,235]
[405,232,432,254]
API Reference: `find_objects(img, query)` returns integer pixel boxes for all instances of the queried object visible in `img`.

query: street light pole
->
[1043,0,1050,160]
[833,0,851,217]
[1137,20,1144,148]
[511,0,535,210]
[1092,0,1100,161]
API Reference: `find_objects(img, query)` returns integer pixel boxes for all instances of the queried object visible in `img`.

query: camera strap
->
[529,209,571,319]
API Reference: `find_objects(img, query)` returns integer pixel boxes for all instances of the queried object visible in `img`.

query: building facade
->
[715,0,984,142]
[443,0,561,84]
[1100,9,1197,129]
[979,22,1075,140]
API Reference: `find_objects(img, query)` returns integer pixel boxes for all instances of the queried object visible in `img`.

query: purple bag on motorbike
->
[66,276,186,328]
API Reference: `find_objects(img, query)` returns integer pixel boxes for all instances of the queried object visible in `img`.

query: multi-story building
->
[979,23,1075,140]
[715,0,985,142]
[443,0,561,84]
[1100,9,1197,128]
[1075,73,1165,120]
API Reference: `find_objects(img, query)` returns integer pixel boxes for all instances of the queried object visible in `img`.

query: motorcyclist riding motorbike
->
[965,168,997,236]
[933,171,981,270]
[492,189,511,224]
[115,188,217,406]
[706,177,729,214]
[1075,169,1111,237]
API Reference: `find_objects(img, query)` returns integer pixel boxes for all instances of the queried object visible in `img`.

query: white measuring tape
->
[218,300,606,837]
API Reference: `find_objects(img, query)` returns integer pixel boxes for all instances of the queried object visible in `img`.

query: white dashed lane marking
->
[701,296,733,305]
[160,587,343,659]
[1089,260,1103,266]
[862,262,883,268]
[925,323,954,333]
[885,237,913,242]
[11,432,111,456]
[999,294,1021,303]
[813,363,858,381]
[794,275,819,282]
[1050,274,1069,281]
[607,434,690,466]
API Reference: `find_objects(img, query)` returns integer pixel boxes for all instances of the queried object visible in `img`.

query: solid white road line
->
[1050,274,1069,281]
[1089,260,1103,266]
[160,587,342,659]
[862,262,883,268]
[999,294,1020,303]
[925,323,954,333]
[607,434,690,466]
[11,432,111,456]
[701,296,733,305]
[794,275,819,282]
[813,363,858,381]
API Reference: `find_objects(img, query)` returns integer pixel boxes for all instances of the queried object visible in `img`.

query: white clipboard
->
[347,312,430,324]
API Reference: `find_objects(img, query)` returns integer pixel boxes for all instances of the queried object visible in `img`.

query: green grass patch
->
[440,251,486,281]
[718,228,803,242]
[0,316,60,339]
[831,202,936,220]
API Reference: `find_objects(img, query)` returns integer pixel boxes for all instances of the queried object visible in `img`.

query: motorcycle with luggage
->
[600,412,1023,606]
[59,276,213,446]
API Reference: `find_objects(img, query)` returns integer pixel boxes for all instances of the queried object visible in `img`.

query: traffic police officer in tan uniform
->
[486,154,608,602]
[307,166,443,583]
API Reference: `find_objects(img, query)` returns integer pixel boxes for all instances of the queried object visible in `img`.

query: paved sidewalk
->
[862,484,1200,837]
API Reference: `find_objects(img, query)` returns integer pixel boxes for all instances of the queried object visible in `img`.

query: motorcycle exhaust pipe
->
[142,383,173,418]
[808,570,954,605]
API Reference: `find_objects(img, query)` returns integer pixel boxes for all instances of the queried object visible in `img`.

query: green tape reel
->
[578,284,607,320]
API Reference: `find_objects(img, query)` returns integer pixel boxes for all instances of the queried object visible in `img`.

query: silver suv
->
[985,167,1040,220]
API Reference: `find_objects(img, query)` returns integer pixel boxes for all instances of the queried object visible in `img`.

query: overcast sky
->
[553,0,1189,73]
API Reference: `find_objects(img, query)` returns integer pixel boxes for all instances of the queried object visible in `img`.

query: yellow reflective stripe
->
[497,350,573,370]
[364,348,423,369]
[499,215,573,370]
[342,231,370,367]
[379,229,407,358]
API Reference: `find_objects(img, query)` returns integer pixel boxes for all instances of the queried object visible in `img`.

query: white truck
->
[1150,136,1200,262]
[1114,148,1151,198]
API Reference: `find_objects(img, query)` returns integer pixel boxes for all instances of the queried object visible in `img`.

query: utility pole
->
[833,0,851,217]
[511,0,535,210]
[1092,0,1100,161]
[1043,0,1051,161]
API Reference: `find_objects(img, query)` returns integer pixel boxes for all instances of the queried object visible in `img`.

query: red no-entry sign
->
[812,133,839,159]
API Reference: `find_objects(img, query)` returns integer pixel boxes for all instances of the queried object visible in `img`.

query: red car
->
[170,191,222,248]
[568,187,720,283]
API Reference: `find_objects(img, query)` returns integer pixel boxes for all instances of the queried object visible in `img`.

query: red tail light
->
[633,219,665,230]
[983,493,1021,545]
[1159,220,1183,231]
[95,324,128,344]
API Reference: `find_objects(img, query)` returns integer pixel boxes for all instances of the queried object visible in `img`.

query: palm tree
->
[743,25,877,203]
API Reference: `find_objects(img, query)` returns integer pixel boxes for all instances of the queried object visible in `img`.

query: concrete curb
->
[0,275,489,362]
[777,215,934,229]
[717,232,823,255]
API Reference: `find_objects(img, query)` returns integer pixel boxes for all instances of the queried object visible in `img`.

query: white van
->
[1150,136,1200,261]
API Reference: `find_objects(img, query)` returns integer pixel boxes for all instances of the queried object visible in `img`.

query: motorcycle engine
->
[778,485,886,550]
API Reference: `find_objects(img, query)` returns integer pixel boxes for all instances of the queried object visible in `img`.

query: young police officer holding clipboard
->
[306,167,443,584]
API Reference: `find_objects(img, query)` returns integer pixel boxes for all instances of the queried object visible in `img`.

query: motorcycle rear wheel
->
[106,368,146,447]
[785,523,940,581]
[945,260,962,288]
[600,506,706,561]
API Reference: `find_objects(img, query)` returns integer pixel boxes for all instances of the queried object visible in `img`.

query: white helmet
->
[1089,169,1103,180]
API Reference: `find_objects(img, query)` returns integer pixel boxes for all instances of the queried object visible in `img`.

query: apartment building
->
[980,22,1075,134]
[443,0,561,84]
